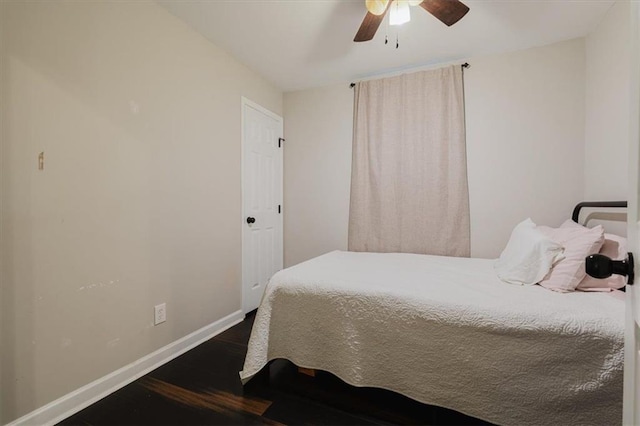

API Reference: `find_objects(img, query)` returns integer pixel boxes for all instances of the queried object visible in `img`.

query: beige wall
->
[283,86,353,267]
[584,0,630,201]
[283,38,586,262]
[0,1,282,422]
[465,38,586,257]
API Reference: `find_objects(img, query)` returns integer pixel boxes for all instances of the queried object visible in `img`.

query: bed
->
[240,205,626,426]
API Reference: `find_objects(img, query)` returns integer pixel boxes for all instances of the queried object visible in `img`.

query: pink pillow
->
[576,233,627,292]
[536,220,604,292]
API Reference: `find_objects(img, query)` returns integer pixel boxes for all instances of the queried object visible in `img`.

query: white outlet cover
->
[154,303,166,325]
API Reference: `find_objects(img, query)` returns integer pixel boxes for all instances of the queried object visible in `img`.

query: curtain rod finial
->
[350,82,356,88]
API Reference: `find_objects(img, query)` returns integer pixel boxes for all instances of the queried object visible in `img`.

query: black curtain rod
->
[349,62,470,88]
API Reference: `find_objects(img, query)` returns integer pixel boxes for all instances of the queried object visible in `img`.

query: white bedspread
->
[240,251,624,426]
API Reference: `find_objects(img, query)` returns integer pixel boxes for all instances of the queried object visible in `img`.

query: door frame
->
[240,96,284,314]
[625,2,640,424]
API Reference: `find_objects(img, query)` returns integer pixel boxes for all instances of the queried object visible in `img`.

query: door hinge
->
[278,205,281,214]
[278,138,285,148]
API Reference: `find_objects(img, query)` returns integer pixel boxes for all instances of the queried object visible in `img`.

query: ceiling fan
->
[354,0,470,42]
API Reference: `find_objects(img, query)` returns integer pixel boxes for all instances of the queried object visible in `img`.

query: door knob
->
[246,217,256,224]
[585,252,634,285]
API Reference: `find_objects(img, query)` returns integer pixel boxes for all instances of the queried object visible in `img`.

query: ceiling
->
[158,0,615,92]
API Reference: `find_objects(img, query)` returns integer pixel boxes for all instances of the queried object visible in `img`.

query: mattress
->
[240,250,624,426]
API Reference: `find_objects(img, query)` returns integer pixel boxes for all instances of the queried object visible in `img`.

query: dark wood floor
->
[60,312,490,425]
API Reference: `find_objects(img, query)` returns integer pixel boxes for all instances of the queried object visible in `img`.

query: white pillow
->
[495,218,564,286]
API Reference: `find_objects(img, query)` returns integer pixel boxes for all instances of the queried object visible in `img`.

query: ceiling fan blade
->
[420,0,469,26]
[354,3,391,42]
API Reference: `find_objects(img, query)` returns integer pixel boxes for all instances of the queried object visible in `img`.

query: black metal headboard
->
[571,201,627,223]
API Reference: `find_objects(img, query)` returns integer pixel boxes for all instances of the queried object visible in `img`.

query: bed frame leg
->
[297,367,316,377]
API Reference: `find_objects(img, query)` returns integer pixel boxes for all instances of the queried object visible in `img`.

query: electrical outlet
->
[154,303,166,325]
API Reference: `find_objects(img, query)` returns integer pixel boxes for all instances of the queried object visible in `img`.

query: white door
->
[241,98,283,314]
[625,3,640,424]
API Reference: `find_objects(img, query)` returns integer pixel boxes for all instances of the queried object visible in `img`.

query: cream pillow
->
[495,219,564,286]
[537,220,605,293]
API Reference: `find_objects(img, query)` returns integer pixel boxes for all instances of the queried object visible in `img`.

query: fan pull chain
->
[396,33,399,49]
[385,10,389,45]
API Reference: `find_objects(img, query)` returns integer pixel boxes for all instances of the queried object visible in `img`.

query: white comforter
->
[240,251,624,426]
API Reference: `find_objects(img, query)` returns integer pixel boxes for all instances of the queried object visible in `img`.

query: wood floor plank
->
[142,377,273,417]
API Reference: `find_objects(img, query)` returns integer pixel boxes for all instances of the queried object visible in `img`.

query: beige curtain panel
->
[348,65,470,257]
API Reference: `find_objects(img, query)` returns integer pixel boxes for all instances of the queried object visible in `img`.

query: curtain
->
[348,65,470,257]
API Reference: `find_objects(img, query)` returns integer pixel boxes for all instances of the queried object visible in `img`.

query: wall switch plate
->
[154,303,166,325]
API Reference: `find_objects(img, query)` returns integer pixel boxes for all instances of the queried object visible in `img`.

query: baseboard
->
[7,310,244,426]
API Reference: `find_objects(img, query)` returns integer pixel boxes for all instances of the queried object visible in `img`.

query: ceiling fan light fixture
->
[355,0,468,43]
[365,0,390,16]
[389,0,411,26]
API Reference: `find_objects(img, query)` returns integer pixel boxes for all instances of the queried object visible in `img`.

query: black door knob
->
[246,217,256,224]
[585,252,634,285]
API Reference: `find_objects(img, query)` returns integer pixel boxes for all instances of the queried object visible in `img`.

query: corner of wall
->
[583,0,631,201]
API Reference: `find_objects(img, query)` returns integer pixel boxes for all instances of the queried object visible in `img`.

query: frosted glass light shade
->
[389,0,410,26]
[365,0,390,15]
